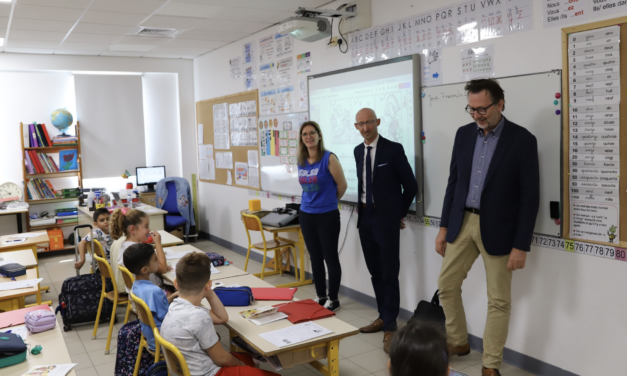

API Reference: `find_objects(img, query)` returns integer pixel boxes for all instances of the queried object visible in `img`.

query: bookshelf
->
[20,122,84,239]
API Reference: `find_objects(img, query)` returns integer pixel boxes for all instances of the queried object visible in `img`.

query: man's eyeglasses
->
[465,102,497,115]
[355,119,377,127]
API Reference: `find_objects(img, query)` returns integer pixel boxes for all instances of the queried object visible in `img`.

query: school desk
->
[0,269,40,311]
[160,244,248,284]
[241,209,312,288]
[207,273,358,376]
[76,204,166,235]
[0,231,52,306]
[0,249,44,307]
[0,206,28,233]
[0,306,77,376]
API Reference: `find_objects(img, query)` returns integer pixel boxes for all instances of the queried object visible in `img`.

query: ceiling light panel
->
[158,2,224,18]
[13,4,84,22]
[141,15,206,29]
[89,0,166,15]
[81,11,147,26]
[18,0,92,9]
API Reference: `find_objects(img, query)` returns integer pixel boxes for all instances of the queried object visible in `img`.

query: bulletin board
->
[196,90,261,190]
[562,17,627,248]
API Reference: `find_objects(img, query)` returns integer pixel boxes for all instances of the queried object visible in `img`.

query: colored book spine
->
[48,156,59,172]
[41,124,52,147]
[29,124,39,147]
[29,150,43,173]
[38,154,50,173]
[56,212,78,217]
[24,152,34,174]
[44,180,56,195]
[35,124,45,147]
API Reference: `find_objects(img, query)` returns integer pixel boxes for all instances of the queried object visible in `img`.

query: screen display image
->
[136,166,166,191]
[309,59,416,205]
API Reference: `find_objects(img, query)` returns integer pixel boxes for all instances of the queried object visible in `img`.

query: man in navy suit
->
[353,108,417,353]
[436,79,539,376]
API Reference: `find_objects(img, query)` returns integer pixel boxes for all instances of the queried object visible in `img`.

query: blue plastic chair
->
[163,182,188,241]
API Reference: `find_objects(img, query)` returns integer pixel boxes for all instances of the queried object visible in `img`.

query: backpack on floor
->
[408,289,446,330]
[115,320,155,376]
[55,273,114,332]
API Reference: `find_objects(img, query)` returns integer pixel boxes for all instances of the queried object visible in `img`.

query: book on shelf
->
[56,208,77,213]
[59,149,78,171]
[56,212,77,218]
[41,123,52,147]
[35,123,47,147]
[29,123,38,148]
[24,152,34,174]
[26,178,57,200]
[56,218,78,224]
[52,134,78,146]
[25,151,63,174]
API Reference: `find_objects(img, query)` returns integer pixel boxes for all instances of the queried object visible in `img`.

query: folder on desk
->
[0,304,50,329]
[251,288,297,301]
[274,299,335,324]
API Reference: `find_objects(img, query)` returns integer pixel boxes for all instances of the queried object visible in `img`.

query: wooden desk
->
[159,230,184,247]
[0,306,77,376]
[0,269,40,311]
[0,207,28,233]
[161,245,248,283]
[0,249,37,268]
[0,232,51,306]
[241,209,312,288]
[76,204,166,234]
[207,274,358,376]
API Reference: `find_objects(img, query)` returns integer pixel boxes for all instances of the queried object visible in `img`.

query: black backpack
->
[408,290,446,330]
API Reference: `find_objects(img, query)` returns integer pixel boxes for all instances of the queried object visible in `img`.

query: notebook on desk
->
[251,288,297,301]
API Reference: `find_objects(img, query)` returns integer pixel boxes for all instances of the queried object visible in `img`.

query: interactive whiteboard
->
[421,71,563,237]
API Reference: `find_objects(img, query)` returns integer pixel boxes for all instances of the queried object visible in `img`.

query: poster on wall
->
[296,52,312,75]
[276,57,294,86]
[433,5,456,47]
[461,44,495,80]
[456,1,479,44]
[542,0,589,28]
[421,47,443,86]
[260,89,277,115]
[298,78,308,109]
[379,23,397,60]
[396,18,413,56]
[413,13,435,52]
[259,62,275,89]
[504,0,533,34]
[275,33,293,58]
[259,114,301,171]
[278,85,295,113]
[478,0,505,40]
[229,56,241,79]
[258,34,275,65]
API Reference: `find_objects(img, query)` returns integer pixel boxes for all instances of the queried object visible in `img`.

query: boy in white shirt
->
[160,253,279,376]
[74,208,112,270]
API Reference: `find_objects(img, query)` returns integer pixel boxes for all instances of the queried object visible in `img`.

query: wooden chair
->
[130,292,163,376]
[242,213,298,281]
[154,327,192,376]
[118,265,137,324]
[92,241,130,355]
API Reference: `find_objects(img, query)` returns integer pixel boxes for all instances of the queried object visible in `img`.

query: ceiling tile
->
[58,41,112,50]
[64,33,123,44]
[210,7,278,22]
[193,19,272,33]
[90,0,166,15]
[10,18,75,32]
[109,44,157,52]
[4,47,55,54]
[142,52,195,59]
[7,39,61,49]
[0,4,11,18]
[81,10,147,26]
[99,51,145,57]
[18,0,92,9]
[0,17,8,29]
[158,2,223,18]
[10,29,66,42]
[141,15,206,29]
[115,35,170,46]
[150,45,206,55]
[262,11,294,24]
[55,49,101,55]
[177,29,250,42]
[162,38,227,48]
[73,23,134,35]
[14,4,84,22]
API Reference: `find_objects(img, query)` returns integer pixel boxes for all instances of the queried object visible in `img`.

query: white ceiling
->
[0,0,334,59]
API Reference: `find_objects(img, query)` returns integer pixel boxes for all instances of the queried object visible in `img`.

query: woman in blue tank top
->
[298,121,347,312]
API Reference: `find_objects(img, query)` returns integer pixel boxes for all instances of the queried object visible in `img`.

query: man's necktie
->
[366,146,373,211]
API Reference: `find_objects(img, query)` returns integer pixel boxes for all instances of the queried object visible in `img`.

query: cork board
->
[197,90,260,190]
[561,17,627,247]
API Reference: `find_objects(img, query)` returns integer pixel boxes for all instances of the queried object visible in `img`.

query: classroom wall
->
[0,53,195,236]
[192,1,626,374]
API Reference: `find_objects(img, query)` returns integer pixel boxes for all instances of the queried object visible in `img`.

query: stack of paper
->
[259,322,333,347]
[239,306,288,326]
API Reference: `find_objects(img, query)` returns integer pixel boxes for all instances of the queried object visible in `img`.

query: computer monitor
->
[136,166,166,192]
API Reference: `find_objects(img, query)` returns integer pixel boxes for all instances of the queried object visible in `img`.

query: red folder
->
[251,287,297,301]
[0,304,50,329]
[274,299,336,324]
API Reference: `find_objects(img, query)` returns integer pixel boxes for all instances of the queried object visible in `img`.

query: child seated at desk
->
[74,208,112,270]
[109,208,171,295]
[124,243,178,352]
[161,253,279,376]
[388,321,450,376]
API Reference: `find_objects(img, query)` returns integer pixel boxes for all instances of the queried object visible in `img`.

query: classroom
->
[0,0,623,375]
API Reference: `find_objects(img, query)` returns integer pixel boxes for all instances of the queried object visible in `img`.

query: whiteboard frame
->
[420,70,563,237]
[308,54,424,215]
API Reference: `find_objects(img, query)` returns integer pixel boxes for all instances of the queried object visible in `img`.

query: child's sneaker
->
[314,296,328,306]
[323,300,341,312]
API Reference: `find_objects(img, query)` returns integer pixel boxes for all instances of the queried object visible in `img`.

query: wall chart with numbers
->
[563,18,627,252]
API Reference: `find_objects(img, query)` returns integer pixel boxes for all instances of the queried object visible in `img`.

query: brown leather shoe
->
[481,367,502,376]
[447,342,471,357]
[359,318,384,333]
[383,331,396,354]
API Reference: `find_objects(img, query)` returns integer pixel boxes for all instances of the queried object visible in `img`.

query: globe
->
[51,109,74,136]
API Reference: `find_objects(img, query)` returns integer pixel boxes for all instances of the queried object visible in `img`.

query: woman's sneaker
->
[314,296,328,306]
[323,300,341,312]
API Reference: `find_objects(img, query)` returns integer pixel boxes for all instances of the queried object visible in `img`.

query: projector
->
[278,17,331,42]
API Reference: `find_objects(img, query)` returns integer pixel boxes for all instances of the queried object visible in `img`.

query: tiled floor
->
[30,240,537,376]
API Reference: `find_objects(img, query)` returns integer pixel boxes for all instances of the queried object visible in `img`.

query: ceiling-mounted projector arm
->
[294,7,356,18]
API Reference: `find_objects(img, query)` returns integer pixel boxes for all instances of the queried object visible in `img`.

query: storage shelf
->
[26,170,79,178]
[28,222,78,230]
[27,197,79,205]
[25,145,78,152]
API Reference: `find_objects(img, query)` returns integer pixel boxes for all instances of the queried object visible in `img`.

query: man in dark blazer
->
[353,107,417,353]
[436,79,539,376]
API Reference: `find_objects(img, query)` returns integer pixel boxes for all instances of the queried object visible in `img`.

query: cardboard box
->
[249,199,261,211]
[277,345,326,369]
[47,228,64,251]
